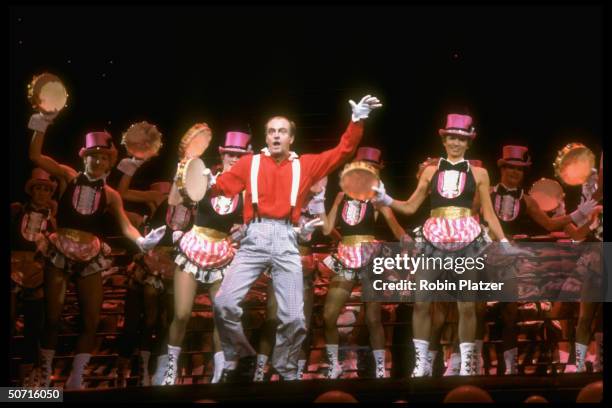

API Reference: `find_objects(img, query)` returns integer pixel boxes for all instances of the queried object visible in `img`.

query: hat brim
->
[439,129,476,139]
[218,147,251,155]
[79,147,118,167]
[351,158,384,169]
[25,179,57,195]
[497,159,532,167]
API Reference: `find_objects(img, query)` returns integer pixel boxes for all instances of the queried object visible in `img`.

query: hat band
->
[221,145,249,150]
[357,158,382,166]
[84,145,113,151]
[444,127,474,133]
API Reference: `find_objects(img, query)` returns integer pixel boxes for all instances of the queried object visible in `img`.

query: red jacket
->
[211,120,364,224]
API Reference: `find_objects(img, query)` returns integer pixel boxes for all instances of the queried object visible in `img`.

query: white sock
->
[326,344,339,367]
[444,352,461,376]
[256,354,268,367]
[503,347,518,374]
[297,359,307,379]
[373,349,386,377]
[253,354,268,381]
[168,345,181,361]
[459,342,476,376]
[373,349,386,366]
[211,352,225,383]
[594,332,603,372]
[412,339,429,377]
[66,353,91,389]
[152,354,168,385]
[576,342,588,372]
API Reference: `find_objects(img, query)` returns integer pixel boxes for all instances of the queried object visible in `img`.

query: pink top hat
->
[438,114,477,139]
[78,131,118,166]
[497,145,532,167]
[25,168,57,195]
[218,131,252,155]
[150,182,171,195]
[353,147,384,168]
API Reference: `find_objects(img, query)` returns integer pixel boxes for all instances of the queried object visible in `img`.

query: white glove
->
[136,225,167,252]
[28,111,59,133]
[371,181,393,206]
[207,170,217,187]
[570,198,597,227]
[295,218,324,242]
[349,95,383,122]
[117,157,145,176]
[172,230,185,244]
[499,238,535,257]
[307,187,326,215]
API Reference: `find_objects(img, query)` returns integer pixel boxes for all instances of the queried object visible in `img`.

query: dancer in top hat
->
[116,179,197,387]
[483,145,598,374]
[209,95,382,382]
[372,113,530,376]
[490,145,596,237]
[158,129,251,385]
[565,152,603,373]
[27,113,166,389]
[11,168,58,386]
[322,147,405,379]
[425,159,483,377]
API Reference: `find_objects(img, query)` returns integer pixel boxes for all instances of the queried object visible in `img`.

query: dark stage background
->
[8,5,603,233]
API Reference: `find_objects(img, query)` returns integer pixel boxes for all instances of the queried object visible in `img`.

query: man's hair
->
[265,116,296,136]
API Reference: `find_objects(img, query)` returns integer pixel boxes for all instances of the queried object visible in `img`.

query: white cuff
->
[117,158,138,176]
[570,210,587,226]
[308,200,326,215]
[28,114,51,133]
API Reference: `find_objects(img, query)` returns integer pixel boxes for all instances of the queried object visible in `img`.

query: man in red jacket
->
[210,95,382,382]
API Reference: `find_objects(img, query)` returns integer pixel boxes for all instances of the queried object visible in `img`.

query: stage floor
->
[63,373,603,403]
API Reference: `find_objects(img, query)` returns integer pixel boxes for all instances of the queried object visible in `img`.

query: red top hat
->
[25,168,57,195]
[497,145,532,167]
[438,114,477,139]
[78,131,118,166]
[150,182,171,195]
[219,131,252,155]
[353,147,384,168]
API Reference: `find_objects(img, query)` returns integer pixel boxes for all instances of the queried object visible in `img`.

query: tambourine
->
[121,121,163,160]
[27,73,68,114]
[528,178,565,212]
[553,143,595,186]
[178,123,212,160]
[339,161,380,201]
[175,157,208,203]
[11,251,44,289]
